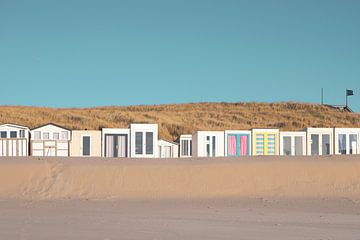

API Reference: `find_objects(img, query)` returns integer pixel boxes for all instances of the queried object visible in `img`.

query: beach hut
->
[251,129,279,156]
[129,123,158,158]
[157,139,179,158]
[305,128,333,156]
[176,134,192,158]
[224,130,251,157]
[70,130,102,157]
[279,131,306,156]
[0,123,30,157]
[334,128,360,155]
[102,128,130,157]
[30,123,71,157]
[192,131,224,157]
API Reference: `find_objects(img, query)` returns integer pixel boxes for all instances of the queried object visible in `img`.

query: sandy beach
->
[0,156,360,239]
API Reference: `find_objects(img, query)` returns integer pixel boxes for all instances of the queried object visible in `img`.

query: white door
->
[163,146,171,158]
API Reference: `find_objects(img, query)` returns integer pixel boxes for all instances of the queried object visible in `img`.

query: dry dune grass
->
[0,102,359,141]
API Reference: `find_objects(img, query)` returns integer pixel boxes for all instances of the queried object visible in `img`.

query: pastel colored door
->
[227,134,249,156]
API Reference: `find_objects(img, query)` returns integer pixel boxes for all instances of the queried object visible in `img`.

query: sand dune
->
[1,155,360,200]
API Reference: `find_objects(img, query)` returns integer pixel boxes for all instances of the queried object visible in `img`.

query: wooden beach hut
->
[192,131,225,157]
[334,128,360,155]
[176,134,192,158]
[251,128,279,156]
[102,128,130,158]
[130,123,158,158]
[279,131,306,156]
[70,130,102,157]
[157,139,179,158]
[30,123,71,157]
[0,123,30,157]
[305,128,333,156]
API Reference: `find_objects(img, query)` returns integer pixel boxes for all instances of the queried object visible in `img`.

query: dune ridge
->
[1,102,360,140]
[1,156,360,200]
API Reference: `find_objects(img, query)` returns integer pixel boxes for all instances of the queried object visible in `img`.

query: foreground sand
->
[0,156,360,239]
[0,198,359,239]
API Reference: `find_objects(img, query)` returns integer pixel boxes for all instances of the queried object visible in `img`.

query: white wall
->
[130,124,158,158]
[279,131,306,156]
[157,139,179,158]
[192,131,224,157]
[334,128,360,155]
[305,128,334,156]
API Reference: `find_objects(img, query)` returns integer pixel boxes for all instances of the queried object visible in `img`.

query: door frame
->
[226,133,250,156]
[104,134,128,157]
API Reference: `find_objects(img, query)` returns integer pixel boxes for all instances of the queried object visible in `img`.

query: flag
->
[346,89,354,96]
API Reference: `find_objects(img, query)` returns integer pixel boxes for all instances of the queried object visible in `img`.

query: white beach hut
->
[176,134,192,158]
[0,123,30,157]
[192,131,224,157]
[70,130,102,157]
[224,130,251,157]
[279,131,306,156]
[129,123,158,158]
[157,139,179,158]
[30,123,71,157]
[334,128,360,155]
[251,128,280,156]
[102,128,130,158]
[305,128,333,156]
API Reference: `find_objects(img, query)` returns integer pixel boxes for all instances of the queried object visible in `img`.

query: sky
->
[0,0,359,111]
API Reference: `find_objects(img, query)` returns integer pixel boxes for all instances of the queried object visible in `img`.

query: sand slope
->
[1,156,360,200]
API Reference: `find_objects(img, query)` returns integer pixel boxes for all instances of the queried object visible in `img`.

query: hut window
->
[53,132,60,140]
[10,131,17,138]
[338,134,347,154]
[145,132,153,154]
[349,134,357,154]
[283,136,291,156]
[267,134,276,155]
[295,136,303,156]
[322,134,330,155]
[212,136,216,157]
[256,134,265,155]
[61,131,68,140]
[135,132,143,154]
[34,131,41,140]
[181,140,189,156]
[19,130,25,138]
[206,143,210,157]
[0,131,7,138]
[189,140,192,156]
[43,132,50,140]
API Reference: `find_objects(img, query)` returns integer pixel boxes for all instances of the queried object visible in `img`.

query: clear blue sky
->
[0,0,359,111]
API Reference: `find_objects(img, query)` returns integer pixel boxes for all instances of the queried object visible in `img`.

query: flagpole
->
[321,88,323,105]
[346,89,348,107]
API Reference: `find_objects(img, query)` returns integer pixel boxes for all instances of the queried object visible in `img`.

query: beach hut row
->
[190,128,360,157]
[0,123,359,158]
